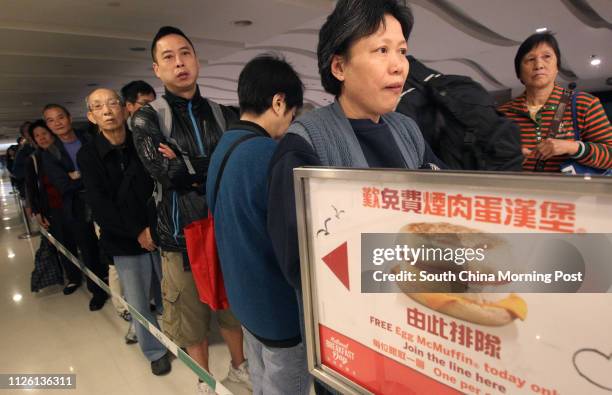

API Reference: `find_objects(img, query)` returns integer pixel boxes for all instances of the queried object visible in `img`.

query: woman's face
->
[33,127,54,149]
[520,42,559,91]
[333,14,409,121]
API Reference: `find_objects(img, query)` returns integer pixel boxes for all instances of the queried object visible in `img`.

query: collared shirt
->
[498,85,612,172]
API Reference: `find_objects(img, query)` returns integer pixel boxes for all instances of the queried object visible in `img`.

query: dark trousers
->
[59,196,108,299]
[47,207,82,285]
[67,217,108,298]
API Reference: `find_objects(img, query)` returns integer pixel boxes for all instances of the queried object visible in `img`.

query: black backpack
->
[397,56,523,171]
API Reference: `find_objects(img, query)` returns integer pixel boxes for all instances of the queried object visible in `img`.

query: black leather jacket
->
[131,87,237,252]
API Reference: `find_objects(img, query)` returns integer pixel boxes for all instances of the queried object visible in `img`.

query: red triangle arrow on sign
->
[322,242,350,291]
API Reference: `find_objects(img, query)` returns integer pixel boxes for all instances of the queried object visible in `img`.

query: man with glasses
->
[121,80,157,118]
[78,88,170,375]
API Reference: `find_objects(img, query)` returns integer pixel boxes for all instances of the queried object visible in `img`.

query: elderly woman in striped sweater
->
[498,32,612,172]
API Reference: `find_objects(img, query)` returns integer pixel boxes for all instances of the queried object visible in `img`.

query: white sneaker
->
[197,380,216,395]
[227,360,252,390]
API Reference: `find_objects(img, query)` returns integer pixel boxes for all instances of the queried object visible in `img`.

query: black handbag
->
[31,236,64,292]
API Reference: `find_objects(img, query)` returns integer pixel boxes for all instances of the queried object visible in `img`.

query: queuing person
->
[121,80,157,118]
[498,33,612,172]
[41,103,108,311]
[99,79,159,336]
[267,1,428,392]
[131,26,250,393]
[269,0,427,288]
[12,121,35,198]
[207,54,308,395]
[77,88,170,375]
[24,120,83,294]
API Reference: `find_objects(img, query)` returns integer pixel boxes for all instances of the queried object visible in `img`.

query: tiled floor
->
[0,169,251,395]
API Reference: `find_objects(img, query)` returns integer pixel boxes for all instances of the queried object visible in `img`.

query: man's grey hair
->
[84,88,124,110]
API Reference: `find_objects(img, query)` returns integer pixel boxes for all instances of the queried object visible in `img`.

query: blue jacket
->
[207,121,301,347]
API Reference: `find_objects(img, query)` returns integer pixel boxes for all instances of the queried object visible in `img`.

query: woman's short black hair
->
[514,32,562,80]
[27,119,53,144]
[238,54,304,115]
[317,0,414,96]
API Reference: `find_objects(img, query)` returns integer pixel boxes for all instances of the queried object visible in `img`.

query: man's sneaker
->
[197,381,216,395]
[151,352,171,376]
[125,322,137,344]
[227,360,252,390]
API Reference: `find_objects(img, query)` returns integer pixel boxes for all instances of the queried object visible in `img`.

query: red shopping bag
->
[184,211,229,311]
[183,133,257,311]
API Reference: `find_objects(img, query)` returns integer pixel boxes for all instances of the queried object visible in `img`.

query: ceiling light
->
[536,27,547,33]
[590,56,601,66]
[232,20,253,27]
[8,251,15,258]
[13,294,23,302]
[4,227,10,230]
[3,217,9,221]
[129,47,146,52]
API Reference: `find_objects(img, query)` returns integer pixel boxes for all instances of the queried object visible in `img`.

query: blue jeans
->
[243,328,310,395]
[114,251,166,361]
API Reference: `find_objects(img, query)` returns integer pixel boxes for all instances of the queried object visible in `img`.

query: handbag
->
[31,236,64,292]
[184,133,257,310]
[560,93,610,176]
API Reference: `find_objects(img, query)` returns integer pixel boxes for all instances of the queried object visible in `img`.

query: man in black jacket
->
[131,26,250,392]
[78,88,170,376]
[41,103,108,311]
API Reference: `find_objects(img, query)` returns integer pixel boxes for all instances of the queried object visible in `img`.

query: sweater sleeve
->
[575,95,612,169]
[267,133,321,289]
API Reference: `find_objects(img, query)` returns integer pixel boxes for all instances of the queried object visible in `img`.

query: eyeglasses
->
[135,100,152,106]
[89,98,122,112]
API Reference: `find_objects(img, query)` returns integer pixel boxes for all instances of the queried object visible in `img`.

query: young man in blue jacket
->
[206,54,307,395]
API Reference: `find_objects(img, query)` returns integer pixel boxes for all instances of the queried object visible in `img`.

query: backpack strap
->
[207,99,227,132]
[211,133,257,211]
[149,97,197,205]
[533,89,573,171]
[571,92,580,140]
[149,97,172,140]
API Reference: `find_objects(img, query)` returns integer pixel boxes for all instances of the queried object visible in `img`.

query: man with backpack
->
[207,54,309,395]
[130,26,250,394]
[396,56,523,171]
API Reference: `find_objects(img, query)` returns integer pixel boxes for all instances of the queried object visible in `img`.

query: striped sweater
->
[498,85,612,172]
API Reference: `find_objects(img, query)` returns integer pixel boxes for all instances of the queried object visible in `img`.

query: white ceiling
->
[0,0,611,143]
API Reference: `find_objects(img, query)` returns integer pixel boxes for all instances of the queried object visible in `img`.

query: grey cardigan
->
[287,101,425,168]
